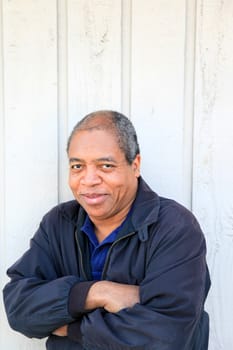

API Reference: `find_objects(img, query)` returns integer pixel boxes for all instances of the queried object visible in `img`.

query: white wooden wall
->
[0,1,232,349]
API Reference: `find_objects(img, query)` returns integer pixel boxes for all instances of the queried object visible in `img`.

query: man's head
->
[67,111,141,226]
[67,110,140,164]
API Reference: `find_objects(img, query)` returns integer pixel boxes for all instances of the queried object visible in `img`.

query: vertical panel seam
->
[121,0,132,118]
[183,0,197,210]
[57,0,68,203]
[57,0,61,204]
[0,0,6,279]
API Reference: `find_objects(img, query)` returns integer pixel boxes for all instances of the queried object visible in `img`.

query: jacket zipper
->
[101,231,136,279]
[74,229,88,280]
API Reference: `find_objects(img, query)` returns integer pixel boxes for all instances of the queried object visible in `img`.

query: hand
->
[85,281,140,313]
[52,325,68,337]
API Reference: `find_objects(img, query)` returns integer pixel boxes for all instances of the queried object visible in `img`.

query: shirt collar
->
[81,209,133,247]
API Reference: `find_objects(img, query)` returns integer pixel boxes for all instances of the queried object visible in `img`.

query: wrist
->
[68,281,97,317]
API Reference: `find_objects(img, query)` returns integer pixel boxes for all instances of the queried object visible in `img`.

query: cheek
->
[69,175,79,190]
[112,180,129,197]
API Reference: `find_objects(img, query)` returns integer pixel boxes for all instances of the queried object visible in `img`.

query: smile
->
[81,193,108,205]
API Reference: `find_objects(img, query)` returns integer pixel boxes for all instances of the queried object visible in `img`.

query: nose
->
[80,166,101,186]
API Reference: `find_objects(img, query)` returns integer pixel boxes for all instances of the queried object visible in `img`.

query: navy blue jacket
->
[3,178,210,349]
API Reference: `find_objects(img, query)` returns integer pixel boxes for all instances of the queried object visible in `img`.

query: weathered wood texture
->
[0,0,232,349]
[193,1,233,349]
[131,0,187,205]
[0,1,57,349]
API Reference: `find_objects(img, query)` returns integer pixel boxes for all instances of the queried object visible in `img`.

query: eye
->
[70,164,82,171]
[100,163,115,171]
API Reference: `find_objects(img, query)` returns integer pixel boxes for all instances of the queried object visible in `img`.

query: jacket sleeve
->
[68,207,210,350]
[3,207,85,339]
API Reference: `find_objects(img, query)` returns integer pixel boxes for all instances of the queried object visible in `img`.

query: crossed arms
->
[53,281,139,336]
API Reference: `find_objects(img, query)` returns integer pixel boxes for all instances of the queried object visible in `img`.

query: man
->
[3,110,210,349]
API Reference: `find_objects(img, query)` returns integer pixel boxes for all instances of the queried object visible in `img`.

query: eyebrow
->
[69,157,82,163]
[69,157,117,163]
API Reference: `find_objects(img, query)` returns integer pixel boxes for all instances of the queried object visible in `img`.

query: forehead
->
[68,129,124,158]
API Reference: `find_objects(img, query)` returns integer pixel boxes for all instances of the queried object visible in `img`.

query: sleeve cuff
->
[68,280,97,317]
[68,319,82,342]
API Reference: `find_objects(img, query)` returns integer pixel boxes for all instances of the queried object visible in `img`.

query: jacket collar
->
[131,177,160,228]
[115,177,160,241]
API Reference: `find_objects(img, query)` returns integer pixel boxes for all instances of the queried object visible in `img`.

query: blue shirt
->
[81,214,131,280]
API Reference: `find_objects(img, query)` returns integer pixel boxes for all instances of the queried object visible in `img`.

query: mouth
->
[80,193,108,205]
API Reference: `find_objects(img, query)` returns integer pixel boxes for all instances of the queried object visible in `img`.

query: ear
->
[132,154,141,177]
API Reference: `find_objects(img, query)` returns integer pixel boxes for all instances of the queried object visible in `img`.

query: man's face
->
[68,128,140,224]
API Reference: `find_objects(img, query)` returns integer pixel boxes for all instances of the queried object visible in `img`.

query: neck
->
[90,205,131,243]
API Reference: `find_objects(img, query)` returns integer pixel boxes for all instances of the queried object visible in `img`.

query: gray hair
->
[67,110,140,164]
